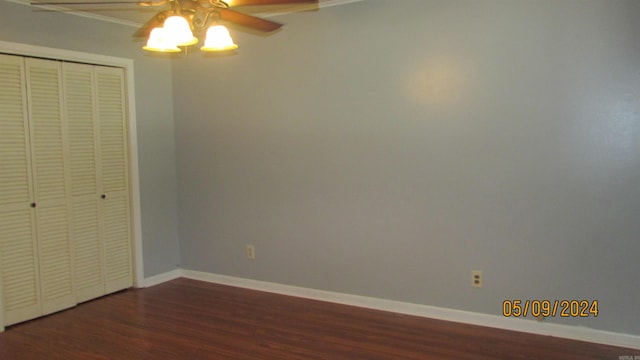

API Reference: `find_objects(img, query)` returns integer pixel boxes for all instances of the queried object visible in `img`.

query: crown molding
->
[318,0,366,8]
[260,0,365,18]
[6,0,141,27]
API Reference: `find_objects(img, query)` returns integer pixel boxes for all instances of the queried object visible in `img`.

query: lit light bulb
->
[163,15,198,46]
[201,25,238,52]
[143,27,181,52]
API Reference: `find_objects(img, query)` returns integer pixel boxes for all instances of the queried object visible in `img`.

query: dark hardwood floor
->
[0,278,635,359]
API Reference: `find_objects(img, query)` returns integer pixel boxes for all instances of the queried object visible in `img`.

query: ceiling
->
[20,0,365,29]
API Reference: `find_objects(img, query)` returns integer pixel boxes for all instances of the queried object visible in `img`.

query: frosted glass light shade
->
[143,27,181,52]
[201,25,238,52]
[164,15,198,46]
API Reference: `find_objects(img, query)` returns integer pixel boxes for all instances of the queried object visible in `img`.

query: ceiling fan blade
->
[133,11,168,37]
[226,0,317,6]
[218,8,282,32]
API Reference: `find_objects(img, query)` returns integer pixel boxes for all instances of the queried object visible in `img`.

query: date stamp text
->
[502,299,599,318]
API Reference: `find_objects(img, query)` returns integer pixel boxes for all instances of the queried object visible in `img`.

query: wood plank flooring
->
[0,278,636,359]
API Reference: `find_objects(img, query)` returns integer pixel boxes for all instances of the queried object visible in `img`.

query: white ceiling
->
[17,0,365,29]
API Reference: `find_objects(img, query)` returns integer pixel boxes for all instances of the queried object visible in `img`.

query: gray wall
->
[0,0,181,277]
[174,0,640,335]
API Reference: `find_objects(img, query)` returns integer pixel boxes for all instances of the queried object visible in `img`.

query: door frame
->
[0,40,144,331]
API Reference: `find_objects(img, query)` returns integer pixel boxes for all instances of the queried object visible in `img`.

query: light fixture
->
[201,25,238,52]
[143,27,181,52]
[143,14,237,54]
[163,15,198,46]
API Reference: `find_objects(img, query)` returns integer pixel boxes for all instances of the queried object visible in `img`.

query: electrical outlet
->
[246,244,255,260]
[471,270,483,288]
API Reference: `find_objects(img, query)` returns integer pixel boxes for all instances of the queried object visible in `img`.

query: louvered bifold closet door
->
[0,54,42,326]
[96,66,132,293]
[63,63,105,303]
[25,58,76,316]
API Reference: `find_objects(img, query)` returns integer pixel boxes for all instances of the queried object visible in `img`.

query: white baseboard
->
[141,268,640,350]
[142,269,182,288]
[180,269,640,351]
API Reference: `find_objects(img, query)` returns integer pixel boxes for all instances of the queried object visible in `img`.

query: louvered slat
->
[0,212,37,296]
[96,67,132,293]
[35,203,75,315]
[64,63,98,198]
[63,63,106,303]
[102,193,132,291]
[0,208,40,326]
[25,58,75,317]
[71,199,104,302]
[0,55,32,207]
[0,55,41,326]
[26,59,67,203]
[97,69,128,194]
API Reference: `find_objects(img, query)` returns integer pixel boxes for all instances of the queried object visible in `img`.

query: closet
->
[0,54,133,326]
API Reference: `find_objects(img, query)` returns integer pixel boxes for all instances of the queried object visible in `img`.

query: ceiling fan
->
[30,0,319,53]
